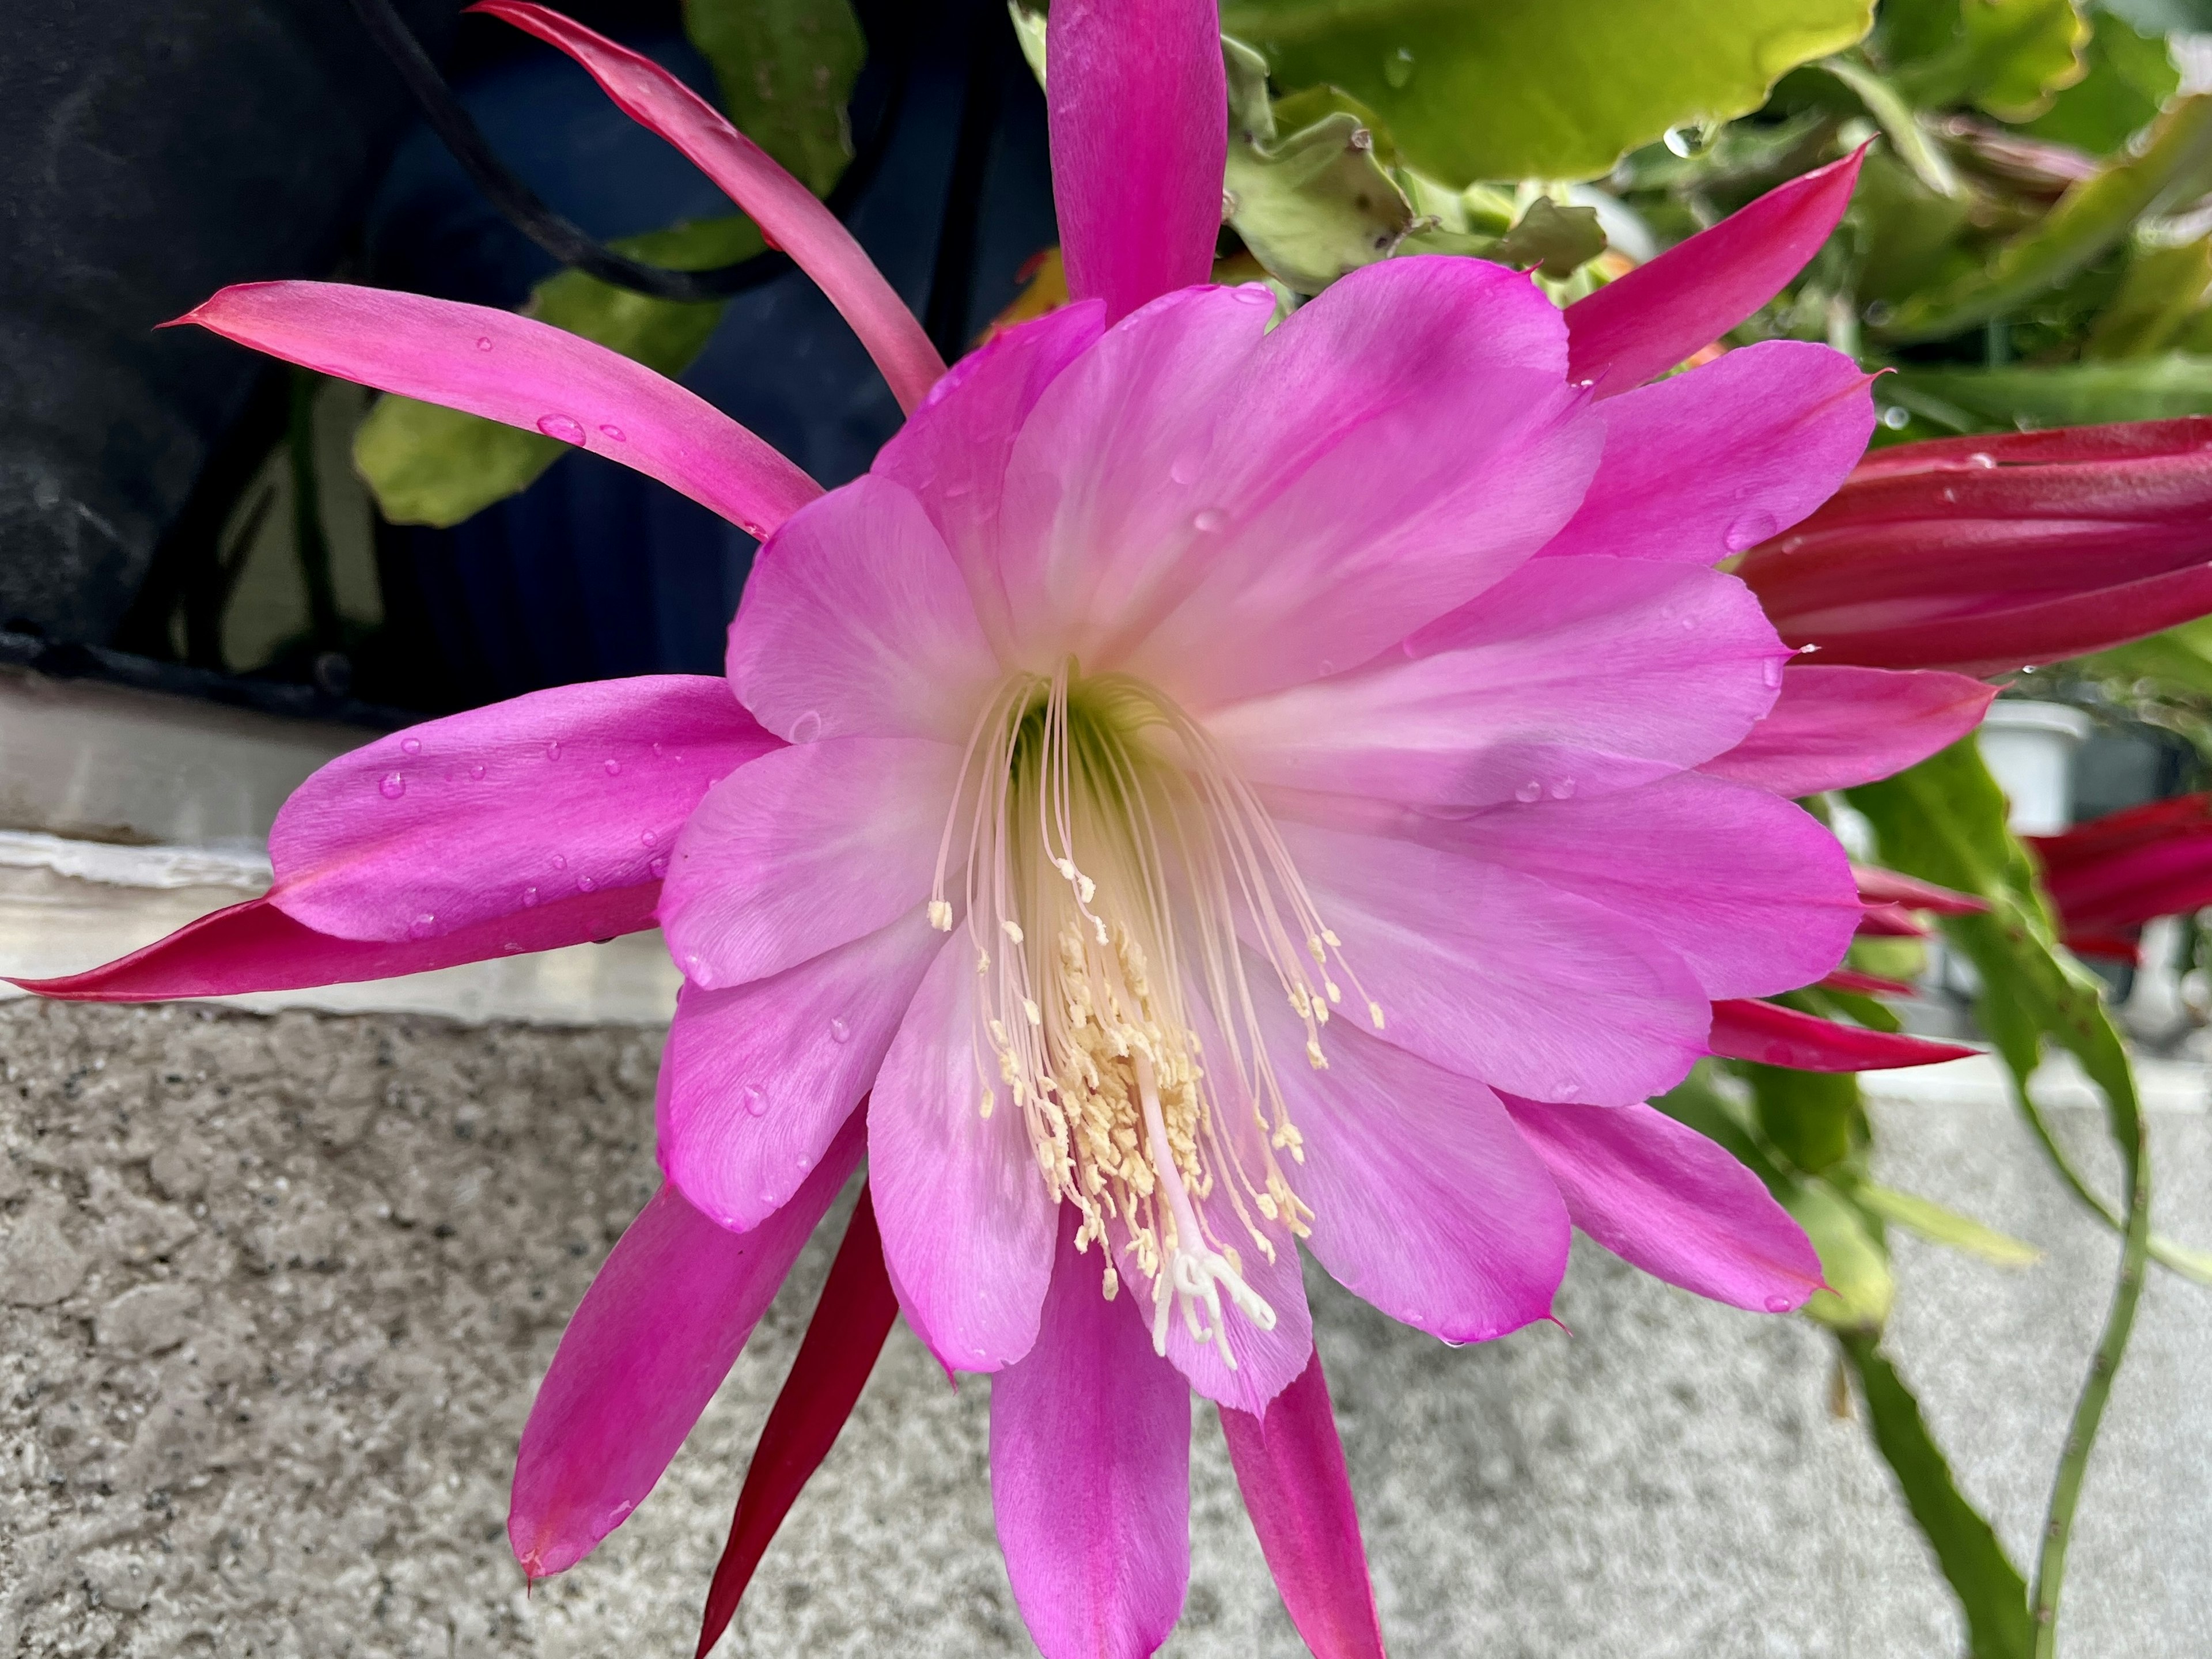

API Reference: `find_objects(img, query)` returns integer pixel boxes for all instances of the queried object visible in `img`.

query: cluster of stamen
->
[928,662,1379,1365]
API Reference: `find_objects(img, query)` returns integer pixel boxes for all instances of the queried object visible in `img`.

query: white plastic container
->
[1976,700,2093,834]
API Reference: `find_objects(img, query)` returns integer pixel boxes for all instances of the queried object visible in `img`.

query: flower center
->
[928,663,1378,1364]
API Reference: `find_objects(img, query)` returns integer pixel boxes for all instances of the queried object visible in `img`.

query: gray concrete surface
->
[1,999,2206,1658]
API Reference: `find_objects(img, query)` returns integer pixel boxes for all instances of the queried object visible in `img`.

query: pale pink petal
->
[992,1214,1191,1659]
[658,737,956,990]
[657,911,941,1233]
[992,261,1599,707]
[1499,1097,1822,1313]
[1047,0,1226,324]
[476,1,945,412]
[507,1113,865,1577]
[180,283,817,539]
[1282,819,1711,1107]
[269,677,774,942]
[1218,1350,1387,1659]
[1211,558,1788,808]
[726,475,1001,744]
[1700,665,1997,797]
[12,886,659,1002]
[869,931,1058,1372]
[1543,342,1874,564]
[1266,1010,1569,1343]
[873,303,1107,652]
[1565,147,1865,398]
[1433,774,1858,1000]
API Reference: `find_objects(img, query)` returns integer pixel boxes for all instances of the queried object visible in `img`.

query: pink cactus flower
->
[16,2,2005,1652]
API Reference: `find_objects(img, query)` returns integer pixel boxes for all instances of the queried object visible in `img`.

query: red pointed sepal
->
[1709,998,1977,1071]
[694,1183,899,1658]
[1852,864,1987,915]
[1219,1347,1387,1659]
[10,884,662,1002]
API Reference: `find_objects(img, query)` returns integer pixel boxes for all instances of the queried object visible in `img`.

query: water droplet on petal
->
[1552,1080,1580,1101]
[791,710,823,743]
[469,762,486,781]
[536,413,586,445]
[1724,510,1778,552]
[796,1155,812,1172]
[1169,457,1196,486]
[1967,452,1995,468]
[378,772,406,800]
[522,886,539,907]
[649,854,669,877]
[604,759,621,776]
[1317,658,1336,676]
[475,336,493,352]
[1515,780,1542,804]
[551,854,567,870]
[577,874,596,893]
[1383,46,1415,88]
[828,1016,851,1043]
[651,741,664,757]
[741,1085,768,1118]
[408,912,436,940]
[545,740,562,761]
[1765,1294,1796,1312]
[1192,508,1226,533]
[1548,778,1575,800]
[401,737,422,756]
[598,423,627,442]
[641,829,657,847]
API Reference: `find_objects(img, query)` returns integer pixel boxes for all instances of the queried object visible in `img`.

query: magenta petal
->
[1544,341,1874,563]
[1709,998,1978,1070]
[1047,0,1225,323]
[180,283,819,538]
[507,1112,866,1578]
[1435,774,1858,1001]
[991,1215,1191,1659]
[658,911,940,1233]
[1269,1011,1569,1343]
[1219,1350,1386,1659]
[1564,147,1865,397]
[1499,1097,1823,1313]
[658,736,957,990]
[1700,664,1996,797]
[270,676,774,942]
[474,1,944,412]
[726,474,1001,744]
[1283,819,1713,1107]
[869,931,1058,1372]
[12,886,660,1002]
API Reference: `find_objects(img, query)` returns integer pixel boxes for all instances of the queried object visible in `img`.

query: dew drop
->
[475,336,493,352]
[741,1085,768,1118]
[791,709,823,743]
[1317,657,1336,676]
[651,741,664,757]
[1382,46,1415,88]
[1880,404,1910,431]
[577,874,596,893]
[1662,119,1721,159]
[598,423,628,442]
[536,413,587,445]
[469,762,486,781]
[522,886,539,907]
[829,1016,851,1044]
[545,740,562,761]
[552,854,567,870]
[1169,456,1197,486]
[1548,778,1575,800]
[401,737,422,756]
[796,1155,812,1172]
[1192,507,1226,533]
[641,829,657,847]
[1760,1294,1795,1313]
[604,759,622,776]
[408,912,436,940]
[1514,780,1543,804]
[1724,510,1777,552]
[1967,452,1996,468]
[649,854,669,877]
[378,772,406,800]
[1552,1080,1581,1101]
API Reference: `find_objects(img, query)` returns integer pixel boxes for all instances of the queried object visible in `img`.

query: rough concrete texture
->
[0,999,2205,1658]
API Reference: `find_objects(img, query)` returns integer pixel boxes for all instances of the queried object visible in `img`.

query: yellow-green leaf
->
[2084,238,2212,359]
[1857,1183,2043,1266]
[1886,0,2090,121]
[1219,0,1874,186]
[1787,1180,1895,1332]
[683,0,865,196]
[2019,8,2178,154]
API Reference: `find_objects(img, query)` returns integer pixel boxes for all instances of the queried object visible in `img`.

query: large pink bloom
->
[18,4,1993,1653]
